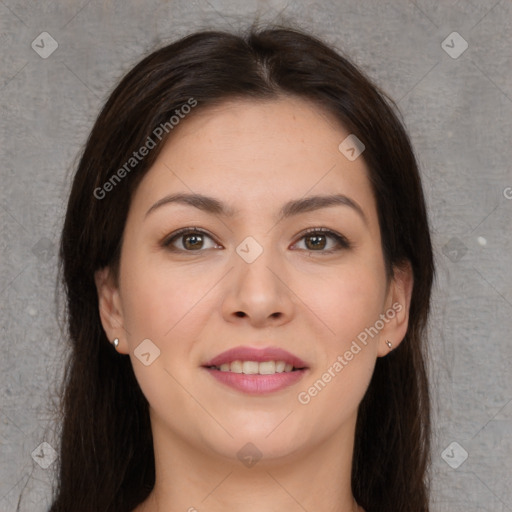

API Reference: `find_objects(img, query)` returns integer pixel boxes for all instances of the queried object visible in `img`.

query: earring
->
[112,338,119,349]
[385,340,392,349]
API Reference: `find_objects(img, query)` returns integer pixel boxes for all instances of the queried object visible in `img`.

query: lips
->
[202,346,308,369]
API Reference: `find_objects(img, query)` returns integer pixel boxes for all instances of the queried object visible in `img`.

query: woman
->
[51,23,434,512]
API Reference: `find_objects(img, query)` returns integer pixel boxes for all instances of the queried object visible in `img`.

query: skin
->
[95,96,413,512]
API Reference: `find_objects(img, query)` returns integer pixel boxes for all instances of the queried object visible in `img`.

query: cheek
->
[119,258,218,421]
[120,252,217,342]
[299,258,386,349]
[293,256,385,406]
[294,269,382,439]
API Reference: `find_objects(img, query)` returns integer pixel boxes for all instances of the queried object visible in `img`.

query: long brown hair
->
[50,22,434,512]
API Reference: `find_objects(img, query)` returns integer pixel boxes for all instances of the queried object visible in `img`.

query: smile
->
[201,345,309,394]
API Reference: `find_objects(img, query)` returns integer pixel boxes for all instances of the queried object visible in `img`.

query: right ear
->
[94,267,128,353]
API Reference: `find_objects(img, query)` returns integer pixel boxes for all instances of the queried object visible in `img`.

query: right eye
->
[162,227,222,252]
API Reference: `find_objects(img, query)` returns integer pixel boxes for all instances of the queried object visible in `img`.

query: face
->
[96,96,412,465]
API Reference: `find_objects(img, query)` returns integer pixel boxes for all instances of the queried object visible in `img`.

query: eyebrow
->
[145,192,367,225]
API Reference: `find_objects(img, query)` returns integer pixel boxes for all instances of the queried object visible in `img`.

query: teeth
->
[258,361,275,374]
[230,360,243,373]
[243,361,260,374]
[215,360,298,374]
[276,361,286,372]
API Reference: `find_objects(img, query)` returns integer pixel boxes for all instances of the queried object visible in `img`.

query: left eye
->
[292,229,350,252]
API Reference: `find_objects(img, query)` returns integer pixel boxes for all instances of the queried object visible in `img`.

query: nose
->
[221,243,295,328]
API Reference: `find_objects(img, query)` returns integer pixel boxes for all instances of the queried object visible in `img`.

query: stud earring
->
[385,340,392,349]
[112,338,119,349]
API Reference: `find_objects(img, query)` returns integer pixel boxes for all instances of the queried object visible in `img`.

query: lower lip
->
[203,367,308,394]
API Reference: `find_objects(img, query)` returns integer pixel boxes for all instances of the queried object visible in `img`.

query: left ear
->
[377,260,414,357]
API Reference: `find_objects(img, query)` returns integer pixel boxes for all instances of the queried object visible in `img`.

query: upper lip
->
[202,346,308,369]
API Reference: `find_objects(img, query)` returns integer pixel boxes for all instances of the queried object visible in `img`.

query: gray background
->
[1,0,511,510]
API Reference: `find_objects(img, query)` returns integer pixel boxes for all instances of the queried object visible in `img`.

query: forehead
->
[129,96,377,226]
[168,95,348,156]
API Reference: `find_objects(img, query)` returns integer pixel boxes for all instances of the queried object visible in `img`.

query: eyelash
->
[162,226,352,254]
